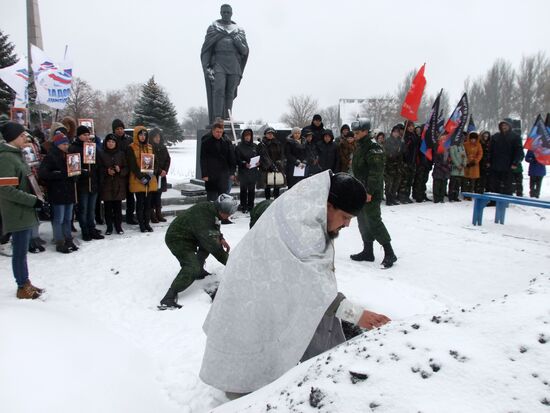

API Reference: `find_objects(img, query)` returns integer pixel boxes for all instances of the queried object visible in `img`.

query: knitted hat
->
[214,193,239,215]
[313,114,322,122]
[328,173,367,215]
[52,132,70,146]
[76,125,90,136]
[291,127,301,134]
[112,119,125,132]
[0,122,25,142]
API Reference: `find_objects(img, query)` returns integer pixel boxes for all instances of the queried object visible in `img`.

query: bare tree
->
[181,106,209,137]
[319,104,339,134]
[119,83,141,126]
[361,94,398,132]
[63,77,97,121]
[516,51,549,132]
[482,58,516,129]
[280,94,319,127]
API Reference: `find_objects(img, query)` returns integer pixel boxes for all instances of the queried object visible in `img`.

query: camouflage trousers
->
[398,164,416,201]
[384,166,401,203]
[356,200,391,245]
[166,241,209,293]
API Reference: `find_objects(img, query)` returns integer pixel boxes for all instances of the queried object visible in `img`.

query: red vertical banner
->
[400,64,427,122]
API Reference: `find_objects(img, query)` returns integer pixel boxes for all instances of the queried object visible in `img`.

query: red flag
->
[400,64,427,122]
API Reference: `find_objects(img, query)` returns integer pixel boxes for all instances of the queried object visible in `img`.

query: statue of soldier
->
[200,4,249,124]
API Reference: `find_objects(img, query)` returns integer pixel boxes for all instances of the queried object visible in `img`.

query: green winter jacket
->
[165,202,228,264]
[0,142,38,234]
[351,137,385,200]
[450,144,467,177]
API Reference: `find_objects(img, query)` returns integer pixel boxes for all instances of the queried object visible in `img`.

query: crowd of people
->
[0,117,171,299]
[201,115,546,220]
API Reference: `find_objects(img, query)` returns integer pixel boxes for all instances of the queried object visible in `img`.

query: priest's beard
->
[328,230,340,239]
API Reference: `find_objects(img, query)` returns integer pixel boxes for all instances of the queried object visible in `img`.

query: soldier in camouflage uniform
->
[159,194,238,309]
[350,119,397,268]
[383,125,404,205]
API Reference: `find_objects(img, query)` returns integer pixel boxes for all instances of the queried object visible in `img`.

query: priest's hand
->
[221,238,230,253]
[357,310,391,330]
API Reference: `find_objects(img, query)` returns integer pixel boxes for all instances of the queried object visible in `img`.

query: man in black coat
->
[301,114,325,145]
[488,120,523,195]
[200,121,237,201]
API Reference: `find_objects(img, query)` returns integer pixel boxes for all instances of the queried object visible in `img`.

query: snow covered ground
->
[1,140,549,413]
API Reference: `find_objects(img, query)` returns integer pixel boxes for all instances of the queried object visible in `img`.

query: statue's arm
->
[232,29,249,56]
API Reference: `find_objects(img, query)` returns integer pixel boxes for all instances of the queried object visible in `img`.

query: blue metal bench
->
[462,192,550,225]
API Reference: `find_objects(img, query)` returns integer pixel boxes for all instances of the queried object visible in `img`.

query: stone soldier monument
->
[200,4,249,124]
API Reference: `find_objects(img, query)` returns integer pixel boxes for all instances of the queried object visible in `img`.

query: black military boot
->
[381,242,397,268]
[350,241,375,262]
[158,288,182,310]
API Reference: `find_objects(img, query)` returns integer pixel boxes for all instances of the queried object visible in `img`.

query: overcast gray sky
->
[2,0,550,123]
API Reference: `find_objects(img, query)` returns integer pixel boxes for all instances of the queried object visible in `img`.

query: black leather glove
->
[140,174,151,185]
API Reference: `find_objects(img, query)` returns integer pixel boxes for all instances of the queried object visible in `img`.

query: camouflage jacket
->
[351,137,385,200]
[165,202,228,264]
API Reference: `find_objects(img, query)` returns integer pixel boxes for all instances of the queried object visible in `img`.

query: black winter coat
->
[97,147,128,201]
[301,122,325,145]
[69,139,100,194]
[304,141,322,176]
[285,137,306,177]
[316,139,340,172]
[258,137,285,172]
[38,146,76,204]
[489,131,523,172]
[152,142,171,175]
[402,131,420,166]
[235,140,259,185]
[200,133,236,192]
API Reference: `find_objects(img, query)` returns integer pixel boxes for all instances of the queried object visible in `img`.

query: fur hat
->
[214,193,238,215]
[328,173,367,215]
[61,116,77,137]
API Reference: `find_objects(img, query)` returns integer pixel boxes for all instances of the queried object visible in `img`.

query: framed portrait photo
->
[10,107,28,127]
[22,145,39,167]
[67,153,82,177]
[83,142,96,164]
[140,153,155,174]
